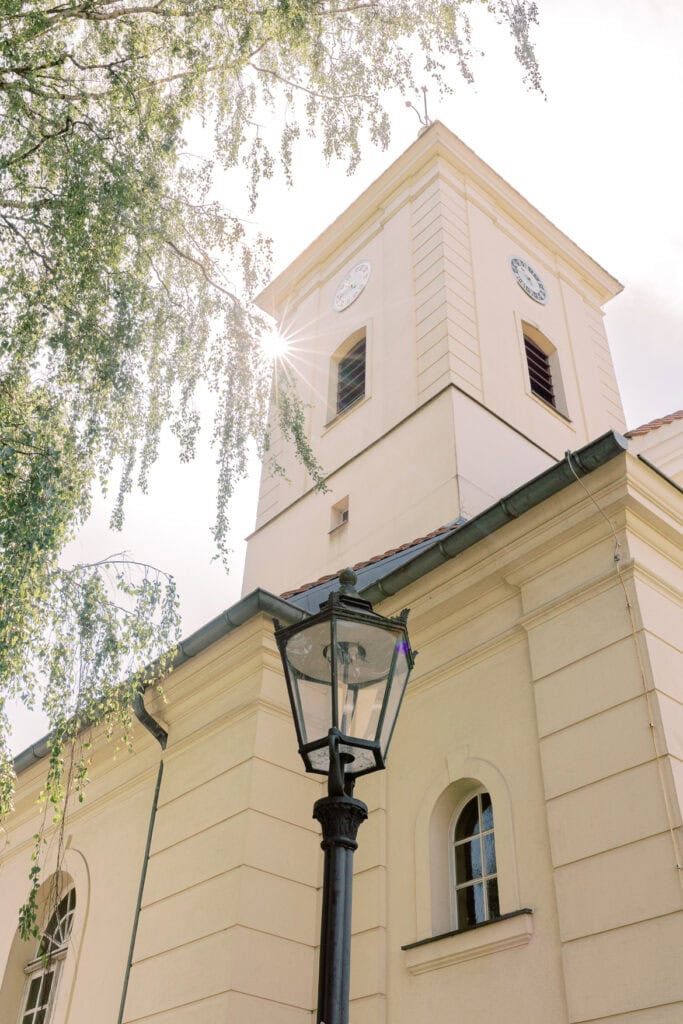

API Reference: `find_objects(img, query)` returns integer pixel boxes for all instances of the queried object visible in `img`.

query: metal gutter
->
[167,587,306,667]
[12,589,306,776]
[361,431,628,605]
[13,736,52,775]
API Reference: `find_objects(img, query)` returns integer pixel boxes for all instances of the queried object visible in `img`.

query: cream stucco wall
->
[0,732,163,1024]
[2,450,681,1024]
[364,452,683,1024]
[1,617,324,1024]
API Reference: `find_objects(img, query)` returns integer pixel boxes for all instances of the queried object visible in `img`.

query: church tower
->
[242,122,625,597]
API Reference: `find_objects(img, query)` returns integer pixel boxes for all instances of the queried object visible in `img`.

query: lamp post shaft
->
[313,793,368,1024]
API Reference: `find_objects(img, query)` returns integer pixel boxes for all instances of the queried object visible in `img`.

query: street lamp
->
[274,568,416,1024]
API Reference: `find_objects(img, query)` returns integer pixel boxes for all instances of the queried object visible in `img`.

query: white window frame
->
[18,951,66,1024]
[17,889,75,1024]
[448,788,499,931]
[519,320,570,420]
[329,495,350,533]
[325,325,370,425]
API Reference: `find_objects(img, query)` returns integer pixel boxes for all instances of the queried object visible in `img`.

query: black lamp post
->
[274,568,416,1024]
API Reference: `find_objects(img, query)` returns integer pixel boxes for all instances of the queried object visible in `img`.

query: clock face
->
[510,257,548,305]
[333,260,371,313]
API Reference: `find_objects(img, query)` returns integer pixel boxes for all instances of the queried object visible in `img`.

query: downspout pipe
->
[116,591,305,1024]
[132,689,167,750]
[10,689,168,774]
[117,693,167,1024]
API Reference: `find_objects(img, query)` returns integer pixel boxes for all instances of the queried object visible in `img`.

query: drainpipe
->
[117,691,167,1024]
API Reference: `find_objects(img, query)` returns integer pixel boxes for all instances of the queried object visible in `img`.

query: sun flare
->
[259,327,290,361]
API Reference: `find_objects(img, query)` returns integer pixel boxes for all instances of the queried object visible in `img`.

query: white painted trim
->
[413,751,521,939]
[403,912,533,975]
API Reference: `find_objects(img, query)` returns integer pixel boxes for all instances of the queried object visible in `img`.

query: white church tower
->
[242,122,625,597]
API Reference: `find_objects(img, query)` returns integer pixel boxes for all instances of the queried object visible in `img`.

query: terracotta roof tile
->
[280,523,458,599]
[625,409,683,438]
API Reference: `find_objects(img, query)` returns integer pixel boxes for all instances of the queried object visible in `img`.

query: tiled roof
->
[626,409,683,438]
[280,521,461,602]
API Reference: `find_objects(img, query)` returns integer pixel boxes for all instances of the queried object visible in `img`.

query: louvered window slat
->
[524,337,555,407]
[337,338,366,413]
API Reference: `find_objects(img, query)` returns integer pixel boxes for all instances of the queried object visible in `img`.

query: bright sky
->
[8,0,683,754]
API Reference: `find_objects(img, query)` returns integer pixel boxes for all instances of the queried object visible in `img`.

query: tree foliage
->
[0,0,541,873]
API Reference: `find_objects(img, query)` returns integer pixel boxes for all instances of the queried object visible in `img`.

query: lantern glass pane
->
[334,618,395,740]
[285,621,333,684]
[284,621,333,746]
[378,639,411,758]
[296,675,332,745]
[337,676,383,740]
[334,617,398,685]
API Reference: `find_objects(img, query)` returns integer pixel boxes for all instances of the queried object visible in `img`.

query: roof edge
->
[12,589,305,777]
[361,430,629,606]
[625,409,683,438]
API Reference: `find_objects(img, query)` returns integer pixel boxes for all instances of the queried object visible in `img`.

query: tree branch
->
[0,117,73,171]
[161,235,239,301]
[248,62,362,102]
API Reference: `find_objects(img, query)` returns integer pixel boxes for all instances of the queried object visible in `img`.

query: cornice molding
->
[405,628,527,702]
[2,759,163,860]
[518,559,634,634]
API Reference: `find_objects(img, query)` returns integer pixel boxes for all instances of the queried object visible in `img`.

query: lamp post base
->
[313,793,368,1024]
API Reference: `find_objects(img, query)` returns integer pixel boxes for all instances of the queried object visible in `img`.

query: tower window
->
[336,337,366,414]
[524,335,555,408]
[330,496,349,532]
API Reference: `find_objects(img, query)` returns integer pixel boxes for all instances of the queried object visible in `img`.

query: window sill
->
[401,909,533,975]
[323,393,369,431]
[529,391,572,425]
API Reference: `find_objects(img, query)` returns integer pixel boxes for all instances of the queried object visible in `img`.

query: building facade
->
[1,123,682,1024]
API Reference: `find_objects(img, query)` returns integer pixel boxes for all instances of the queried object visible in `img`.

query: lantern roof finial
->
[320,568,372,615]
[339,567,357,593]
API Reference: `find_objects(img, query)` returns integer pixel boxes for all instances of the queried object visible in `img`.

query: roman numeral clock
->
[510,256,548,305]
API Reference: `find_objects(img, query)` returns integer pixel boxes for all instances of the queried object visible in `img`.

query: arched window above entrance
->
[19,887,76,1024]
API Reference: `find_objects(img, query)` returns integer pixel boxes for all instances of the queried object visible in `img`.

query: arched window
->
[520,321,569,418]
[524,334,555,407]
[19,888,76,1024]
[336,336,365,414]
[327,327,368,422]
[450,791,499,929]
